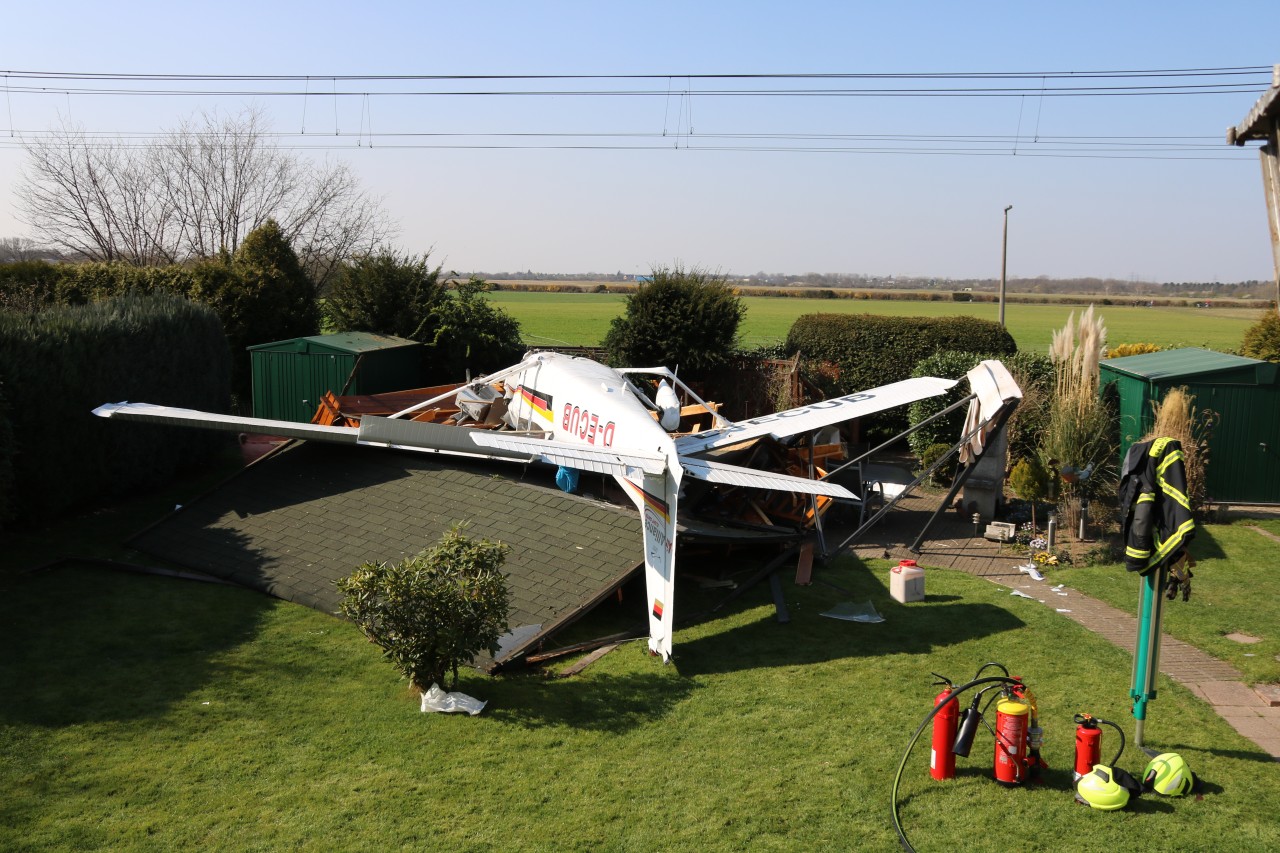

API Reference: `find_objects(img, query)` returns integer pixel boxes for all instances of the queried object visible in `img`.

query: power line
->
[0,83,1267,98]
[2,65,1271,80]
[0,65,1272,99]
[0,64,1267,161]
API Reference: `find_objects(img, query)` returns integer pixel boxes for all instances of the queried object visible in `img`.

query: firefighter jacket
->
[1118,437,1195,575]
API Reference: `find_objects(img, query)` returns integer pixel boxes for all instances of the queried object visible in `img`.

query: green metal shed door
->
[1193,384,1280,504]
[254,350,354,422]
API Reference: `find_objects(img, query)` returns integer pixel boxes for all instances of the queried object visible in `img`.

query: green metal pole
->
[1130,566,1167,747]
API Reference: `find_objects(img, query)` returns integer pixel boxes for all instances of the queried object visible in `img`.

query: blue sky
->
[1,1,1277,281]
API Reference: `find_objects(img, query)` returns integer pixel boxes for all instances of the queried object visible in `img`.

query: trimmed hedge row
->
[0,226,318,402]
[0,293,231,528]
[784,313,1016,398]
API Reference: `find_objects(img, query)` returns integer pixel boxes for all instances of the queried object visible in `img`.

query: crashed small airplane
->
[94,352,1020,661]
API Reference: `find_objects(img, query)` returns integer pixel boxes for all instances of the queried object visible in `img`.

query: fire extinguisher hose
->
[890,675,1024,853]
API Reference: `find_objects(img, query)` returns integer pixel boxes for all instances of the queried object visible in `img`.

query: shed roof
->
[1099,347,1262,382]
[248,332,419,355]
[130,441,642,667]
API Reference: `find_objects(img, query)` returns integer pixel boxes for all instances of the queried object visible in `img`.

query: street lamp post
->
[999,205,1013,327]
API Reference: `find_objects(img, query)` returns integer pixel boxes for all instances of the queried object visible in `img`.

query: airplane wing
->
[92,402,359,445]
[679,456,856,499]
[674,375,958,455]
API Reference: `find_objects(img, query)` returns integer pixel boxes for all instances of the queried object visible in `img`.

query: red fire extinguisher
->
[1074,713,1102,781]
[993,688,1030,786]
[930,675,958,780]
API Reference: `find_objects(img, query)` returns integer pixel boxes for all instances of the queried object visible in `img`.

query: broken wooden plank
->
[558,642,623,677]
[794,541,814,586]
[524,631,641,664]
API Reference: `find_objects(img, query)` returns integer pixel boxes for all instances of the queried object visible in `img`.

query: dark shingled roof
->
[130,441,642,664]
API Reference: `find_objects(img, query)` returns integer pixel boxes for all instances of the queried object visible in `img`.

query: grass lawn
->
[3,547,1279,850]
[1061,522,1280,686]
[488,291,1262,354]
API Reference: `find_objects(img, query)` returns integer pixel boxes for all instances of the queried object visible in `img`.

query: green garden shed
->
[1099,347,1280,504]
[249,332,422,423]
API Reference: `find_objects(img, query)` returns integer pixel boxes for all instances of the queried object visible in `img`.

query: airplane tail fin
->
[618,462,682,662]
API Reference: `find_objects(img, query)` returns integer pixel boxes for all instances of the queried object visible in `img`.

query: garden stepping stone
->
[1225,632,1262,644]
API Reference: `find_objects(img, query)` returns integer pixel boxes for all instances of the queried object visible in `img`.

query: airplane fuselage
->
[505,353,675,457]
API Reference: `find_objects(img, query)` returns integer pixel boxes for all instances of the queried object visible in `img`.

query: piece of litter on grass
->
[1052,584,1064,591]
[420,684,487,715]
[1056,608,1072,613]
[201,701,210,705]
[1244,653,1256,657]
[1010,590,1035,599]
[820,601,885,623]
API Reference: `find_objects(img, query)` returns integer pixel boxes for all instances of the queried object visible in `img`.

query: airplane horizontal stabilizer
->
[675,376,957,455]
[91,402,358,444]
[679,456,856,499]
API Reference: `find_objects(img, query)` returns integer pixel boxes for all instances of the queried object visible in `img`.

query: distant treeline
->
[474,270,1272,300]
[487,280,1271,309]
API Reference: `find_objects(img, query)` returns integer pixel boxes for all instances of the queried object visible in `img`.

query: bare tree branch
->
[18,106,393,278]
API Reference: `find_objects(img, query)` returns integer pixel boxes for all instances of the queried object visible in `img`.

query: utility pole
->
[999,205,1013,327]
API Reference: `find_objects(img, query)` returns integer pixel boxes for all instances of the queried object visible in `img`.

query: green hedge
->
[906,350,1054,462]
[0,293,231,527]
[784,314,1016,434]
[0,376,13,525]
[785,313,1016,395]
[1,233,320,404]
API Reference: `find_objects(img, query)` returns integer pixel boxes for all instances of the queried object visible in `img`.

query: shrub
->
[1143,386,1212,513]
[426,277,525,381]
[336,525,511,693]
[323,249,447,340]
[1106,342,1162,359]
[0,260,61,312]
[1044,307,1118,527]
[604,265,745,376]
[1008,455,1049,530]
[918,442,955,486]
[1241,309,1280,362]
[193,220,320,400]
[0,376,14,527]
[0,293,230,525]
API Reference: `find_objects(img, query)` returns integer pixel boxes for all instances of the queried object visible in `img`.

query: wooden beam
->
[558,642,623,677]
[1262,119,1280,307]
[794,541,815,586]
[1232,65,1280,144]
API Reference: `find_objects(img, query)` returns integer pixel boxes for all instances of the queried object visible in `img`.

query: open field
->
[488,291,1264,354]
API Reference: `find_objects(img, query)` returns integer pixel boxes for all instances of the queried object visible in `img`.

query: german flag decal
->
[652,599,665,620]
[624,480,670,522]
[517,386,554,422]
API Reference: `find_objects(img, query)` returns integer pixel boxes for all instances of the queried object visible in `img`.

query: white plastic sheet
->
[420,683,487,715]
[820,601,885,623]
